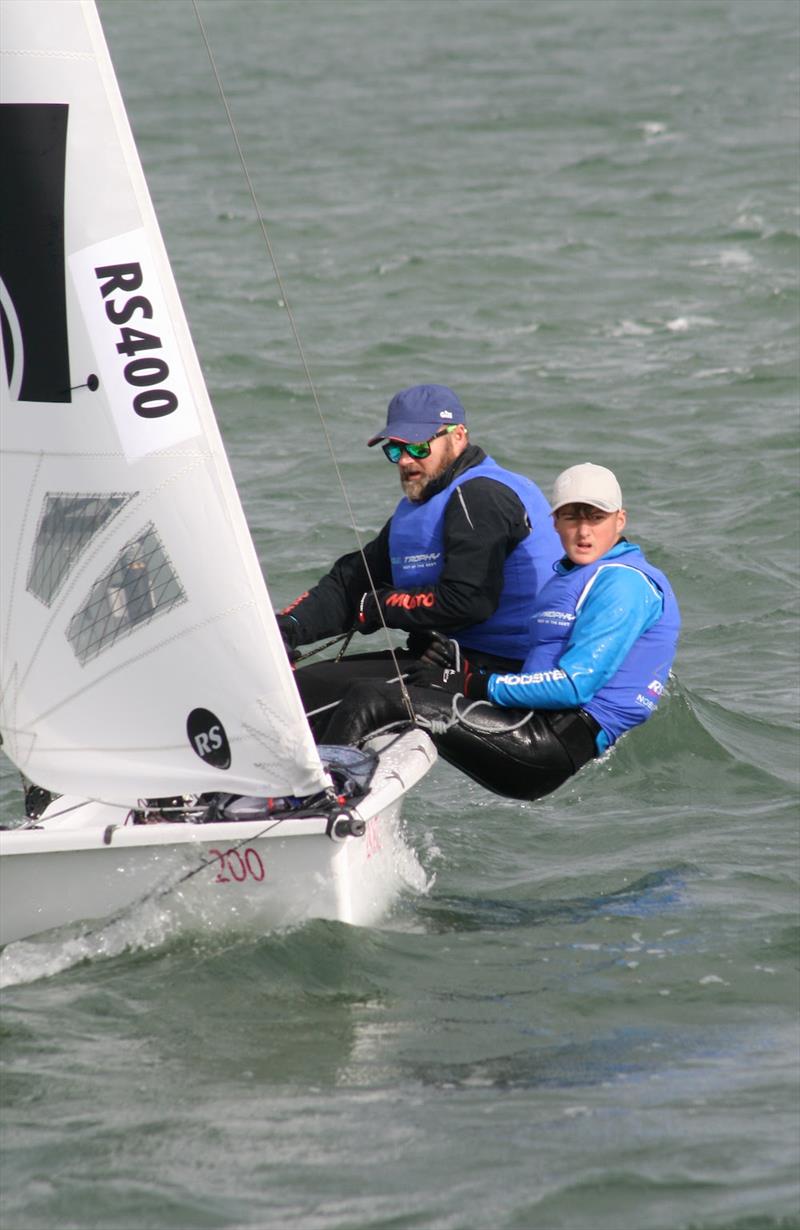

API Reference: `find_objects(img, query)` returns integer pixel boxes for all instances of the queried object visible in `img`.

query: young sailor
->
[321,463,681,800]
[277,384,561,733]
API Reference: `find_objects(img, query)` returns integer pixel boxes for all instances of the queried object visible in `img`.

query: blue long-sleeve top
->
[486,541,665,752]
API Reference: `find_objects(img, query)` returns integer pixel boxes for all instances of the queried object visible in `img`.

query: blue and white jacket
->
[487,540,680,751]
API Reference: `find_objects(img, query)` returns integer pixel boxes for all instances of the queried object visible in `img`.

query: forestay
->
[0,0,329,803]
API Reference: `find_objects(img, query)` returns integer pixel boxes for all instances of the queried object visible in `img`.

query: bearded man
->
[275,384,560,735]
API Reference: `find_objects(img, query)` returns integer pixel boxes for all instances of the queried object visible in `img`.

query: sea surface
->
[1,1,798,1228]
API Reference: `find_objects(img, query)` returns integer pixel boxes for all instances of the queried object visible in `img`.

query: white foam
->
[720,248,755,268]
[638,121,667,137]
[666,315,716,331]
[0,899,177,987]
[612,319,653,336]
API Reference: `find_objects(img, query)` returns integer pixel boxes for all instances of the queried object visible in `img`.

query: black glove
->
[404,660,490,699]
[275,613,301,662]
[356,591,384,635]
[406,629,463,670]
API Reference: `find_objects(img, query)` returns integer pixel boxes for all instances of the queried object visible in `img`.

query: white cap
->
[550,463,623,513]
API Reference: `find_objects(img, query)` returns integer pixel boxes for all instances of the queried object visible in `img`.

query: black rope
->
[291,630,354,664]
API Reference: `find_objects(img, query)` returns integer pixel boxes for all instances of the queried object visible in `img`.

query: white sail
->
[0,0,329,803]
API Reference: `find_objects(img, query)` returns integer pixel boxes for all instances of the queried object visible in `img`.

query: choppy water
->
[1,1,799,1227]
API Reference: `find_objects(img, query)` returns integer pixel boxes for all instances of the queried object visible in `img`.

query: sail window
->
[67,523,186,665]
[26,492,133,606]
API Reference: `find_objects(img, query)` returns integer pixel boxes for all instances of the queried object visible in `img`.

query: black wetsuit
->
[319,679,600,801]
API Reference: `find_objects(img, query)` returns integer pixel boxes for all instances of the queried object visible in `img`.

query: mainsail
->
[0,0,329,802]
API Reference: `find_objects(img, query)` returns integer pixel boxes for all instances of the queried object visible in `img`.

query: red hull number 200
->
[209,846,265,884]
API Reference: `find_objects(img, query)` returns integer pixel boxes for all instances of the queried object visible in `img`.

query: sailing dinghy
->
[0,0,435,947]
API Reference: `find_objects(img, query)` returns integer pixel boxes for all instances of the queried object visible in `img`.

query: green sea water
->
[1,2,798,1228]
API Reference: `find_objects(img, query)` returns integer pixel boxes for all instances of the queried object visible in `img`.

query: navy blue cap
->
[367,384,467,446]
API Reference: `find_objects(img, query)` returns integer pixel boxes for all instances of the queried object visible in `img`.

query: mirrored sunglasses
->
[382,426,456,463]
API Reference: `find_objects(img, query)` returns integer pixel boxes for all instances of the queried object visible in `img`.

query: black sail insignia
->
[0,103,71,402]
[186,709,231,770]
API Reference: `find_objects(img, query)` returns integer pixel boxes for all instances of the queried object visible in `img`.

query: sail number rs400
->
[95,261,178,419]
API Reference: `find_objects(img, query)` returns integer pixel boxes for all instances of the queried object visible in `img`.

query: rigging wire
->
[190,0,416,724]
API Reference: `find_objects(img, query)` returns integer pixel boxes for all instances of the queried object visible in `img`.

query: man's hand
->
[356,591,383,635]
[275,613,300,662]
[406,630,463,670]
[405,660,490,699]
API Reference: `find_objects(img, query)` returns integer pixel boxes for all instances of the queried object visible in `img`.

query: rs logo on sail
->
[95,262,178,419]
[186,708,231,769]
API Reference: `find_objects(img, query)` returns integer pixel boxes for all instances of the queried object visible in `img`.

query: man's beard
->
[400,472,431,501]
[400,439,457,502]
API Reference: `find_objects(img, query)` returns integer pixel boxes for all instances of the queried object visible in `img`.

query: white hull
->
[0,731,435,946]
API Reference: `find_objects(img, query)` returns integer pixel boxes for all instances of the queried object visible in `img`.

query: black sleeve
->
[277,521,393,644]
[370,478,531,634]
